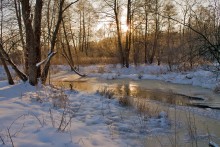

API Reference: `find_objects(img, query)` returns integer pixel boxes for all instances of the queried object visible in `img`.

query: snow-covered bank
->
[0,81,111,146]
[72,64,220,91]
[1,64,219,90]
[1,63,220,146]
[0,81,171,147]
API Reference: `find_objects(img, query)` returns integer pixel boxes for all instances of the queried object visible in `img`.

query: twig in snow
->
[13,123,25,137]
[0,135,5,145]
[78,138,85,145]
[62,114,73,132]
[8,114,26,130]
[7,128,14,147]
[58,107,67,131]
[28,112,44,127]
[62,102,82,131]
[49,108,55,127]
[4,114,27,146]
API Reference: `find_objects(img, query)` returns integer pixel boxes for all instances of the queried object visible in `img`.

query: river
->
[51,72,220,146]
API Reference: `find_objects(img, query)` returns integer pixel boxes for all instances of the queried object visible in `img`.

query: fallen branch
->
[209,141,219,147]
[62,53,86,77]
[0,43,28,82]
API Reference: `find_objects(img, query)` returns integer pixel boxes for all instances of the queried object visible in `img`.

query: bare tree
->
[103,0,125,66]
[150,0,162,64]
[124,0,132,68]
[14,0,27,74]
[20,0,43,85]
[41,0,81,84]
[62,18,74,68]
[163,0,177,70]
[0,0,14,85]
[0,43,28,82]
[143,0,151,64]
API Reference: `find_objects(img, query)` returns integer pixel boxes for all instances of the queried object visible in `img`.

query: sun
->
[121,24,128,32]
[121,16,128,32]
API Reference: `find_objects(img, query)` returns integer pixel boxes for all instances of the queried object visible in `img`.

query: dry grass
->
[97,87,162,119]
[97,66,106,73]
[78,57,119,65]
[97,87,114,99]
[118,96,132,106]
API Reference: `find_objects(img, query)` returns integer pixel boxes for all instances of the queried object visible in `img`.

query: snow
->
[0,81,171,146]
[36,52,57,67]
[70,64,220,90]
[209,141,219,147]
[1,63,220,146]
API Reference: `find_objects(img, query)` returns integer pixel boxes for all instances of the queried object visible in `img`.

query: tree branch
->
[62,0,79,13]
[155,12,220,63]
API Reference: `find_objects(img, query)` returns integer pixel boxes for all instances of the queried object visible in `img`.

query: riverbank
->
[1,63,220,146]
[1,64,219,91]
[0,80,173,147]
[50,64,220,91]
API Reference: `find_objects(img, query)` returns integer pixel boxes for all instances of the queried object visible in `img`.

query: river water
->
[51,73,220,146]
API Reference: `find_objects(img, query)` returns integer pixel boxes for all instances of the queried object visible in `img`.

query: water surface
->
[51,74,220,146]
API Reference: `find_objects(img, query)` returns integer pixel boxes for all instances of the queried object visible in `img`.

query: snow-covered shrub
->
[51,89,68,108]
[97,66,105,73]
[96,87,114,99]
[138,72,143,79]
[119,96,132,106]
[116,71,121,77]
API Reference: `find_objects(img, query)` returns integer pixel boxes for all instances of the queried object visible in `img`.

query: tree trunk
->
[0,52,14,85]
[69,18,79,69]
[114,0,124,67]
[14,0,27,74]
[144,6,149,64]
[62,19,74,70]
[41,0,79,84]
[86,15,91,56]
[0,43,28,82]
[62,53,86,77]
[0,0,14,85]
[125,0,131,68]
[20,0,37,85]
[149,0,160,64]
[79,11,82,52]
[82,9,86,54]
[34,0,43,78]
[41,0,64,84]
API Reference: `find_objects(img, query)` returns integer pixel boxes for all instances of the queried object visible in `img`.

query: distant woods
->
[97,0,220,69]
[0,0,219,85]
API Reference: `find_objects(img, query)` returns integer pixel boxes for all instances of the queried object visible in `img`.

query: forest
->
[1,0,220,146]
[0,0,219,86]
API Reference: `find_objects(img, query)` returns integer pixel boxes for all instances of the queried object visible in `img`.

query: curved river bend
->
[52,73,220,146]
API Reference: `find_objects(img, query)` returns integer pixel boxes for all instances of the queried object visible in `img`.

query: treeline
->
[0,0,219,85]
[56,0,220,70]
[92,0,220,69]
